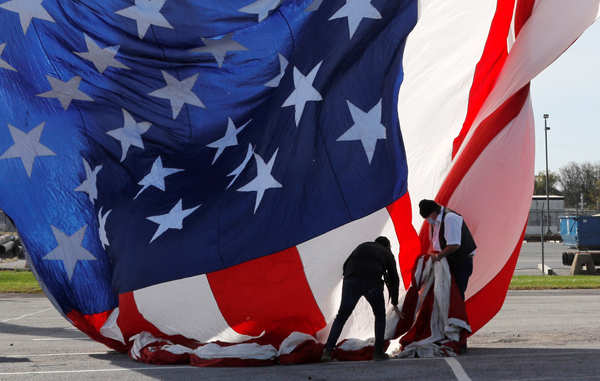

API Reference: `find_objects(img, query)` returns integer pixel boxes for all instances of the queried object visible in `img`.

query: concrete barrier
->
[570,253,598,275]
[538,264,556,275]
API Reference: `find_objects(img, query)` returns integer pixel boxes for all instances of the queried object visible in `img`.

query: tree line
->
[535,162,600,209]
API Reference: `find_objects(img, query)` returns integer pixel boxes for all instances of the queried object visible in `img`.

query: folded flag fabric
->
[395,255,471,358]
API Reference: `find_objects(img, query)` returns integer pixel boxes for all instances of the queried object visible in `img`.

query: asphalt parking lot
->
[515,241,572,275]
[2,289,600,380]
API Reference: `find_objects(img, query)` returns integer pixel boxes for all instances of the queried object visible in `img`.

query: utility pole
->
[541,114,550,274]
[544,114,551,234]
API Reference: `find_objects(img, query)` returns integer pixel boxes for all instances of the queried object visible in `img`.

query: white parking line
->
[0,366,192,376]
[0,351,112,358]
[445,357,472,381]
[31,337,90,341]
[1,308,52,323]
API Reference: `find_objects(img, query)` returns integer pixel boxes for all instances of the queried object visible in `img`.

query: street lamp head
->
[543,113,549,119]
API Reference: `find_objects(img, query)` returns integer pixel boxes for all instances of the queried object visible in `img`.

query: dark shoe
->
[373,352,390,361]
[458,342,467,355]
[321,349,332,362]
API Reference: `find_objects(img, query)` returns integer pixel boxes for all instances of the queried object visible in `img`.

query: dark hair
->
[419,199,441,218]
[375,236,391,249]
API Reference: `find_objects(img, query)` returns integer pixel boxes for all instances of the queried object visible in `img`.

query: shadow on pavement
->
[87,349,454,381]
[86,346,600,381]
[3,344,599,380]
[0,322,87,339]
[0,356,30,363]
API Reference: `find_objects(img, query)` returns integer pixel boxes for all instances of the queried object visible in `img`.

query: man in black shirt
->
[322,236,400,361]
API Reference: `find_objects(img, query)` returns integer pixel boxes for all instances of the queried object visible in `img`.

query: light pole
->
[542,113,550,274]
[544,114,551,234]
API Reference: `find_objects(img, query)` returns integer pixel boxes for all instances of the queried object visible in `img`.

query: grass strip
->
[510,275,600,290]
[0,270,42,293]
[2,272,600,293]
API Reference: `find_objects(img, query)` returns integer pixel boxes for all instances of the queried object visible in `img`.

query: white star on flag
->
[282,61,323,126]
[265,54,288,87]
[75,34,130,74]
[74,158,102,204]
[0,43,16,71]
[115,0,173,39]
[43,225,96,281]
[0,0,55,34]
[227,143,254,189]
[337,99,386,164]
[0,123,55,178]
[107,109,152,162]
[329,0,382,39]
[207,118,251,165]
[238,149,282,213]
[149,71,205,120]
[98,207,111,250]
[146,199,200,243]
[37,75,94,110]
[190,33,248,68]
[135,157,183,199]
[239,0,281,22]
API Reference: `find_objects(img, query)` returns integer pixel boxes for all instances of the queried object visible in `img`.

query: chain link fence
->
[526,208,600,240]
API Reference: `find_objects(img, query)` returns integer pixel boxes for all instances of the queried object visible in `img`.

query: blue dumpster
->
[560,215,600,250]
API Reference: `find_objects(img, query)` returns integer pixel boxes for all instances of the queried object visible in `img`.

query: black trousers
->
[325,277,386,354]
[448,255,473,300]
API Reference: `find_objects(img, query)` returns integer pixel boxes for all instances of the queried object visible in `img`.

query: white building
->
[525,195,565,238]
[0,210,15,232]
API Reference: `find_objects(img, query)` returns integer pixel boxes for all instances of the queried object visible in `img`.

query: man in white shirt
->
[419,199,476,300]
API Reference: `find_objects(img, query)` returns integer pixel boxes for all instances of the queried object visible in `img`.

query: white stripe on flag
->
[134,274,259,343]
[399,0,497,231]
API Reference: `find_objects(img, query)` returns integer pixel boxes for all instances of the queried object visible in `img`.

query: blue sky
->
[531,20,600,173]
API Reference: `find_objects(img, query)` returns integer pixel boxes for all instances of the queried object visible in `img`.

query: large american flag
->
[0,0,598,364]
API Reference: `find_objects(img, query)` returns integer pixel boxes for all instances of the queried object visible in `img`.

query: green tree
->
[534,170,561,196]
[595,178,600,210]
[558,162,600,209]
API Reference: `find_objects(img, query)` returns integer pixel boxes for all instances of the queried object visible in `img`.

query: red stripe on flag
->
[515,0,535,35]
[67,309,127,352]
[433,85,530,330]
[386,193,421,289]
[451,0,516,157]
[428,0,535,333]
[207,247,326,344]
[466,225,526,333]
[117,292,163,340]
[437,84,530,205]
[427,0,536,233]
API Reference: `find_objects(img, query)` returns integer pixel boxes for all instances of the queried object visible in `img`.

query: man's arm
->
[435,212,462,261]
[384,252,400,306]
